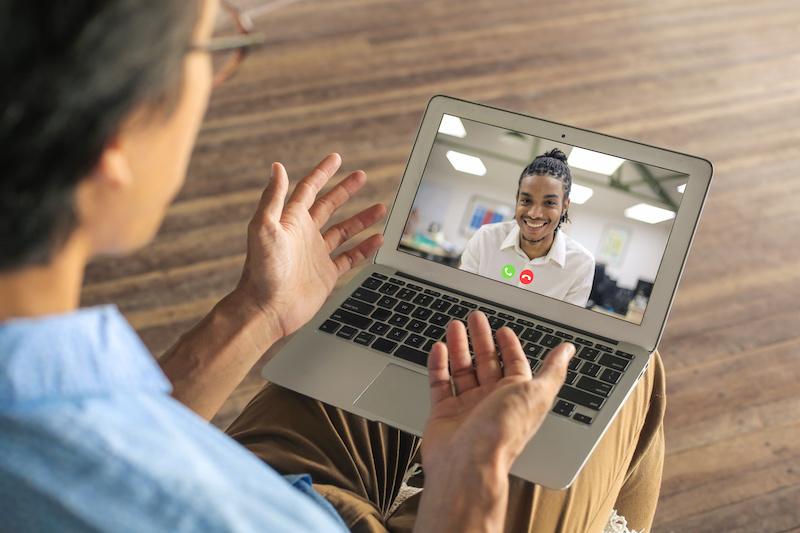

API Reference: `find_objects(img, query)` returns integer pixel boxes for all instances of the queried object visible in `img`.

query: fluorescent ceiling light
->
[677,183,686,193]
[446,150,486,176]
[624,203,676,224]
[568,148,625,175]
[569,183,594,204]
[438,115,467,138]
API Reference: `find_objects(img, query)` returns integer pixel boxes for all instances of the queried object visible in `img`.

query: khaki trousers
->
[226,351,665,533]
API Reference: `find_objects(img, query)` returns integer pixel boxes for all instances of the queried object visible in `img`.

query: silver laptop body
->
[263,95,713,490]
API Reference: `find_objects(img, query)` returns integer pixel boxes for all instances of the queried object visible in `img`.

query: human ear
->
[91,132,134,192]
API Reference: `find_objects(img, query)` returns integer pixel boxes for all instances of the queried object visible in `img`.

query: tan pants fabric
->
[226,350,665,533]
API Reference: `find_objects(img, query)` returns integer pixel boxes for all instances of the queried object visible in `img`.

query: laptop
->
[262,95,713,490]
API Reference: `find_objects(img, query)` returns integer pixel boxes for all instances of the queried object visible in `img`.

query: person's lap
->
[226,351,665,533]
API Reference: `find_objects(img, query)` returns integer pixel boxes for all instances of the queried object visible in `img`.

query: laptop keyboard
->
[318,273,635,426]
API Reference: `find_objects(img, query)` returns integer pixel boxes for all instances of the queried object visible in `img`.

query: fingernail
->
[271,163,277,178]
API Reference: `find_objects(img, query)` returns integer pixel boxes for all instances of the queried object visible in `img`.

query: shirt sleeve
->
[564,254,595,307]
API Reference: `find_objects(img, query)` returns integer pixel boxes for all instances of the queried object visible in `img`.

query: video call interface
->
[399,115,689,325]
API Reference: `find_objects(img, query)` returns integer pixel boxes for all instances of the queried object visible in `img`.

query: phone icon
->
[520,270,533,285]
[501,264,515,279]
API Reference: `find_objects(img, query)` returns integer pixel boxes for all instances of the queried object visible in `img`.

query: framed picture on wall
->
[597,224,631,266]
[460,195,514,237]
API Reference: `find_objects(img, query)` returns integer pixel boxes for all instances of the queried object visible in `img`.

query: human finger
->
[467,311,502,385]
[427,341,454,406]
[495,327,531,379]
[323,202,387,253]
[286,153,342,210]
[252,162,290,226]
[533,342,575,394]
[445,319,479,395]
[308,170,367,230]
[330,233,385,275]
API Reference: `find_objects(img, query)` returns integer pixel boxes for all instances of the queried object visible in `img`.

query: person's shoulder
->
[561,232,594,263]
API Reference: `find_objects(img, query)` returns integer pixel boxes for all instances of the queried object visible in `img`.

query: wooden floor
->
[81,0,800,530]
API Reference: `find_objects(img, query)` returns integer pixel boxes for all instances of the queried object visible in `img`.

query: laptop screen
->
[399,114,689,325]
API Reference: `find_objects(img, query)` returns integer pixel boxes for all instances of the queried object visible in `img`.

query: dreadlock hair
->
[517,148,572,234]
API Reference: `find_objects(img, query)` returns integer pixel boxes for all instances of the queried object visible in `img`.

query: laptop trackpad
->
[354,364,431,433]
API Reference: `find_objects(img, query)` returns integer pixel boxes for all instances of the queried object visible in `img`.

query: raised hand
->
[415,311,574,533]
[235,153,386,338]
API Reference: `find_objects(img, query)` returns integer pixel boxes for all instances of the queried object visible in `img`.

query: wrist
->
[222,287,284,350]
[416,455,510,533]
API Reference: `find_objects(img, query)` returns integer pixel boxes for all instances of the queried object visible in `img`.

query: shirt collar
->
[0,305,171,408]
[499,223,567,267]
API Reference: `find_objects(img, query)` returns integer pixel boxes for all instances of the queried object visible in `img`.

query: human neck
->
[519,231,555,260]
[0,234,91,322]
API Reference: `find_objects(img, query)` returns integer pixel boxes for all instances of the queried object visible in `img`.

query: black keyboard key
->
[352,288,381,303]
[362,277,383,290]
[372,273,388,280]
[423,339,437,352]
[377,296,398,309]
[528,359,541,374]
[431,299,451,312]
[395,302,415,315]
[370,308,392,321]
[341,298,375,316]
[331,309,372,329]
[430,313,451,327]
[600,368,622,384]
[541,334,561,348]
[449,305,469,319]
[578,347,600,362]
[615,350,635,360]
[521,329,543,343]
[599,354,630,372]
[336,326,358,340]
[523,343,543,358]
[411,307,433,320]
[573,413,594,425]
[580,363,602,377]
[319,320,340,333]
[565,371,579,385]
[413,294,434,306]
[568,358,582,371]
[536,325,554,333]
[442,295,459,302]
[389,277,405,285]
[407,319,427,333]
[487,317,506,330]
[407,283,423,291]
[478,306,496,315]
[388,314,410,327]
[379,283,400,296]
[574,337,594,346]
[424,289,441,297]
[423,325,446,340]
[396,288,417,301]
[404,334,427,348]
[461,301,478,309]
[387,328,408,342]
[517,318,534,327]
[498,312,515,321]
[395,345,428,366]
[553,400,576,417]
[505,323,524,336]
[354,331,376,345]
[373,338,398,354]
[576,376,614,397]
[595,344,613,353]
[369,322,391,335]
[558,385,605,411]
[555,331,574,340]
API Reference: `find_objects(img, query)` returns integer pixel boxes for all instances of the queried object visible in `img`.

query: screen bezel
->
[375,95,713,351]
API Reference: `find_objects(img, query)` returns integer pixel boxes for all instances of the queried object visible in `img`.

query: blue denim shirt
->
[0,306,348,532]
